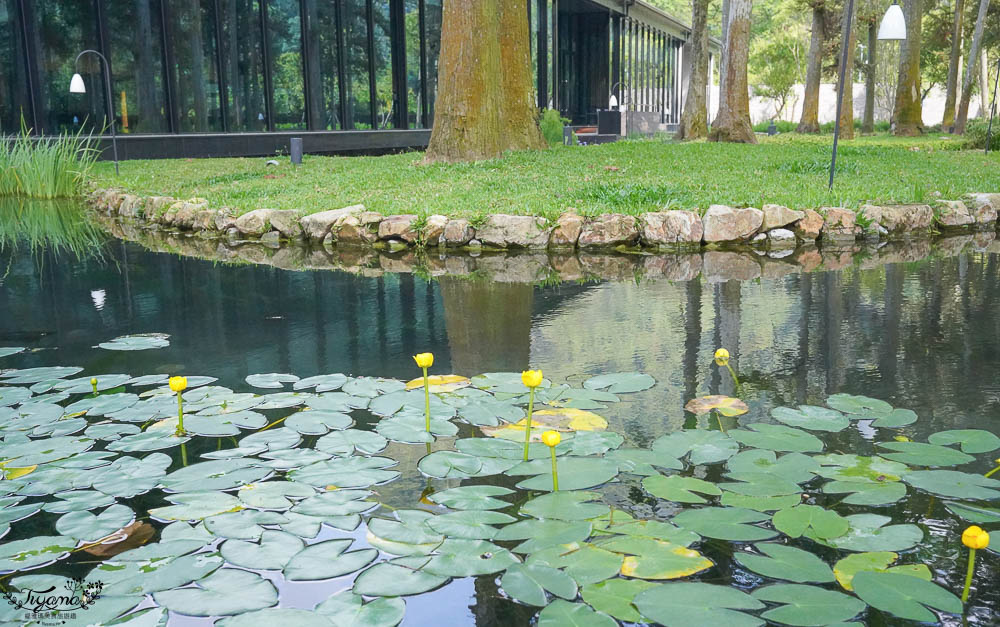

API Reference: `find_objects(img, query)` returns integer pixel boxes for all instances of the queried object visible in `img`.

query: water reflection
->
[0,197,105,259]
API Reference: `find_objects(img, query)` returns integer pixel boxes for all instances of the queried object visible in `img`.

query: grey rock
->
[702,205,764,243]
[299,205,363,241]
[767,228,797,248]
[442,219,475,247]
[214,209,237,232]
[266,209,303,239]
[862,204,933,234]
[751,233,768,246]
[234,208,301,239]
[424,215,449,245]
[761,204,804,230]
[336,215,378,246]
[549,213,585,248]
[641,210,703,246]
[476,214,550,249]
[378,214,418,242]
[821,207,859,241]
[260,231,282,247]
[966,194,999,225]
[578,214,639,248]
[191,210,218,231]
[934,200,975,229]
[793,209,824,240]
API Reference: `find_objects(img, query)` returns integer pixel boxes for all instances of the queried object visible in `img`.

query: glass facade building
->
[1,0,706,156]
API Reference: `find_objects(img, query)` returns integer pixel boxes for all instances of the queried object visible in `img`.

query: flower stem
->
[423,366,431,433]
[985,466,1000,479]
[180,442,188,467]
[550,445,559,492]
[175,391,185,436]
[523,387,536,461]
[715,411,727,434]
[962,548,976,603]
[725,363,743,396]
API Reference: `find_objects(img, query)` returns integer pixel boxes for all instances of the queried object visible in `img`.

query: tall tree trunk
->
[678,0,711,140]
[425,0,544,163]
[942,0,966,130]
[719,0,731,99]
[979,48,990,117]
[709,0,756,143]
[798,3,824,133]
[955,0,989,132]
[836,4,857,139]
[892,0,923,135]
[862,20,876,133]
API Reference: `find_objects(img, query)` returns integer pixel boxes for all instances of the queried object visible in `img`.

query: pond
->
[1,204,999,626]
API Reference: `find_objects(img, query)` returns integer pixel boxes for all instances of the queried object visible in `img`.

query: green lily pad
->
[527,542,624,585]
[290,456,399,488]
[2,366,84,384]
[720,473,804,498]
[833,551,932,591]
[643,475,722,504]
[600,535,713,579]
[55,504,134,542]
[316,429,387,456]
[220,529,305,570]
[424,510,516,540]
[294,373,348,392]
[0,347,24,358]
[501,562,578,606]
[107,429,190,452]
[903,469,1000,499]
[538,600,617,627]
[871,409,918,428]
[825,394,892,418]
[457,399,524,426]
[314,590,405,626]
[0,535,76,572]
[98,333,170,351]
[521,490,610,520]
[149,491,242,521]
[876,441,975,467]
[583,372,656,394]
[352,559,449,597]
[633,582,765,627]
[771,406,849,432]
[84,422,141,441]
[730,423,824,453]
[581,579,657,622]
[162,458,271,492]
[945,502,1000,523]
[495,519,593,553]
[285,410,353,435]
[672,507,777,541]
[772,504,849,540]
[814,514,923,552]
[88,552,222,596]
[822,479,908,505]
[719,493,805,511]
[734,543,835,583]
[812,454,909,482]
[152,568,278,616]
[927,429,1000,453]
[93,453,172,498]
[284,538,378,581]
[726,450,819,484]
[594,516,700,546]
[366,510,444,556]
[851,571,962,622]
[751,583,866,626]
[291,489,377,519]
[428,485,513,510]
[215,609,334,627]
[245,373,300,389]
[41,490,115,513]
[421,538,518,577]
[652,430,739,464]
[204,509,288,540]
[376,413,457,443]
[236,481,314,509]
[418,450,484,478]
[604,447,683,475]
[509,456,620,491]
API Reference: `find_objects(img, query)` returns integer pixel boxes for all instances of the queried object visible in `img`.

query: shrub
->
[539,108,570,147]
[0,121,97,198]
[964,119,1000,152]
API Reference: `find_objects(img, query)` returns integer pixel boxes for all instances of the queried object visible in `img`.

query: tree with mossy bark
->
[678,0,712,140]
[710,0,757,143]
[892,0,924,135]
[954,0,991,134]
[797,0,827,133]
[424,0,546,163]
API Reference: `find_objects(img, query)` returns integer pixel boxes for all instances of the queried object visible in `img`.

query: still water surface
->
[3,236,1000,625]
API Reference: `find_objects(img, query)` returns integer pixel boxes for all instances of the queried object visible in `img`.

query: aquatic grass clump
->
[0,124,97,198]
[0,197,105,259]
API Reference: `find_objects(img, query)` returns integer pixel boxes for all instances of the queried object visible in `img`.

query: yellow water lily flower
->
[962,526,990,550]
[168,376,188,392]
[714,348,730,366]
[541,430,562,447]
[521,370,543,388]
[413,353,434,368]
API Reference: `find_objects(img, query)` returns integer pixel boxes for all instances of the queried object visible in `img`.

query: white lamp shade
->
[69,73,86,94]
[609,94,618,110]
[878,4,906,40]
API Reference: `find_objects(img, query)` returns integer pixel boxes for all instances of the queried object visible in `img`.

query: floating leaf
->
[0,535,75,572]
[285,410,353,435]
[220,529,305,570]
[291,489,377,519]
[527,543,624,585]
[366,510,444,556]
[927,429,1000,454]
[771,406,849,432]
[316,429,387,456]
[2,366,84,384]
[404,374,471,393]
[812,454,909,482]
[0,347,24,358]
[730,424,824,453]
[149,491,242,521]
[822,479,908,505]
[772,504,849,540]
[720,493,804,511]
[418,451,484,479]
[734,543,835,583]
[825,394,892,418]
[652,430,739,464]
[720,473,803,498]
[482,408,608,440]
[903,469,1000,499]
[216,609,335,627]
[495,519,593,553]
[815,514,923,552]
[642,475,722,504]
[605,447,683,475]
[538,600,617,627]
[583,372,656,394]
[429,485,513,510]
[55,504,134,542]
[509,456,620,491]
[152,568,278,616]
[672,507,777,541]
[601,536,713,580]
[293,373,348,392]
[376,414,456,443]
[237,481,314,510]
[876,441,975,467]
[421,538,518,577]
[245,373,300,389]
[205,509,288,540]
[291,456,399,489]
[162,458,271,492]
[833,552,932,591]
[945,502,1000,524]
[93,453,172,498]
[98,333,170,351]
[457,399,524,426]
[501,563,578,606]
[851,571,962,622]
[314,590,405,627]
[726,450,819,484]
[425,510,516,540]
[872,409,918,428]
[633,582,765,627]
[751,583,866,626]
[521,491,610,520]
[284,538,378,581]
[352,559,449,597]
[581,579,657,622]
[684,395,748,417]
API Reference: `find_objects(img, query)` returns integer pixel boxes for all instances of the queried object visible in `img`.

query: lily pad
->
[734,543,835,583]
[237,481,315,510]
[902,469,1000,499]
[290,456,399,489]
[601,536,713,580]
[316,429,388,456]
[581,579,657,622]
[538,600,617,627]
[672,507,777,541]
[55,504,135,542]
[771,406,849,432]
[2,366,84,384]
[98,333,170,351]
[633,582,765,627]
[652,430,739,464]
[945,502,1000,523]
[583,372,656,394]
[418,451,484,479]
[876,441,975,467]
[726,450,819,484]
[521,490,610,520]
[428,485,513,510]
[149,491,242,521]
[851,571,962,622]
[0,535,76,572]
[0,347,24,358]
[825,394,892,418]
[204,509,288,540]
[495,519,593,553]
[366,511,444,556]
[730,423,824,453]
[814,514,923,552]
[245,373,300,389]
[822,479,908,505]
[352,559,449,597]
[643,475,722,504]
[220,529,305,570]
[510,456,620,491]
[605,447,683,475]
[927,429,1000,454]
[215,609,334,627]
[314,590,405,627]
[751,583,866,626]
[284,538,378,581]
[425,509,516,540]
[684,395,748,417]
[772,504,849,540]
[293,373,348,392]
[405,374,471,393]
[833,551,932,591]
[421,538,518,577]
[152,568,278,616]
[482,408,608,440]
[285,410,353,435]
[526,542,624,585]
[501,562,578,606]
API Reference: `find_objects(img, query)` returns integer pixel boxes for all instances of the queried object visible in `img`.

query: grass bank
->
[90,133,999,219]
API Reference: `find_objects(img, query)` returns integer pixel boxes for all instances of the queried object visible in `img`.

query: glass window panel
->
[304,0,338,129]
[405,0,419,128]
[423,0,441,125]
[220,0,267,131]
[342,0,371,129]
[0,0,31,133]
[268,0,304,130]
[35,0,103,135]
[372,0,393,129]
[108,0,167,134]
[170,0,222,132]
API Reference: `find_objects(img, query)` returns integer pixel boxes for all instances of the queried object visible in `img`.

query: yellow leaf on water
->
[3,464,37,480]
[619,542,713,579]
[480,408,608,441]
[684,395,748,417]
[405,374,471,393]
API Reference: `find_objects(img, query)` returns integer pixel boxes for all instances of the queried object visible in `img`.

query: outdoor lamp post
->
[69,49,119,176]
[829,2,906,189]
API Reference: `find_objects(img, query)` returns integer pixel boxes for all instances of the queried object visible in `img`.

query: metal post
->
[986,56,999,155]
[829,0,855,190]
[75,49,118,176]
[290,137,303,164]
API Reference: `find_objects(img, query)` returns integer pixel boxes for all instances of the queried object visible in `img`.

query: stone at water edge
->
[299,205,364,241]
[578,214,639,248]
[793,209,824,241]
[377,215,419,243]
[424,215,449,245]
[702,205,764,243]
[641,210,703,246]
[234,208,275,237]
[548,213,585,248]
[767,228,797,248]
[475,214,550,249]
[861,204,933,235]
[934,200,975,228]
[761,204,804,231]
[442,218,475,247]
[335,215,378,246]
[821,207,859,241]
[965,194,999,225]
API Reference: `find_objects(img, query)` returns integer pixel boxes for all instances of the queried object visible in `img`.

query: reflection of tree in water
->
[439,278,533,376]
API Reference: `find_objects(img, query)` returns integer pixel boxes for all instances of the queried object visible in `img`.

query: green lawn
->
[90,133,999,219]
